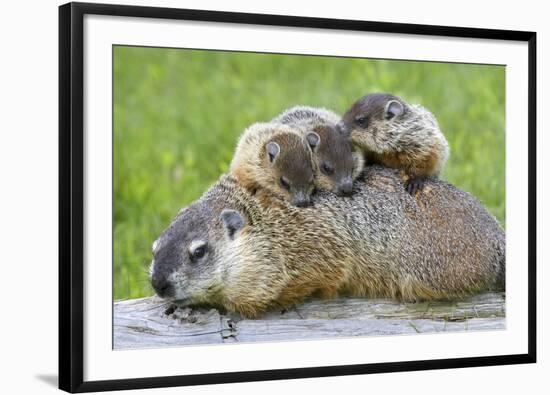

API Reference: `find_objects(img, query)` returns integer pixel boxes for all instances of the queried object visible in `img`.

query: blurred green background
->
[114,46,505,300]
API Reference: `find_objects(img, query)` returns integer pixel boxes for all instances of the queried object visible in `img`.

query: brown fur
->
[341,93,449,179]
[229,122,316,206]
[369,144,442,178]
[151,166,505,318]
[272,106,364,196]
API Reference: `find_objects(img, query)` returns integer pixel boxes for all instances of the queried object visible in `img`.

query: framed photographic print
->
[59,1,537,393]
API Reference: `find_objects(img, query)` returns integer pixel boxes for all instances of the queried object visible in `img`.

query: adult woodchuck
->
[150,166,505,318]
[340,93,450,195]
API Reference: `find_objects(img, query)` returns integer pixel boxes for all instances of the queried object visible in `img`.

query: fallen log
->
[114,292,505,349]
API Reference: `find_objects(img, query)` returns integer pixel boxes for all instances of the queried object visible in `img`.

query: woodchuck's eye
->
[189,241,207,262]
[321,163,334,175]
[354,116,369,128]
[191,246,206,260]
[280,176,291,190]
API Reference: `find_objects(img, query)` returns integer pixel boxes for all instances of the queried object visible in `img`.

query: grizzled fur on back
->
[150,166,505,318]
[273,105,341,127]
[340,93,450,178]
[273,106,364,195]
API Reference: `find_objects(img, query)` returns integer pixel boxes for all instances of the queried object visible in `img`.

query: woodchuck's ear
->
[305,132,321,151]
[266,141,280,164]
[385,100,404,120]
[220,209,246,240]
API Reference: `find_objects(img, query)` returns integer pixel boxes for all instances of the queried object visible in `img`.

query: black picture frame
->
[59,2,537,393]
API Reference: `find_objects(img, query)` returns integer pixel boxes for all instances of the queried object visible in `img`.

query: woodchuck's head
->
[263,131,316,207]
[340,93,410,154]
[309,124,364,196]
[149,196,247,305]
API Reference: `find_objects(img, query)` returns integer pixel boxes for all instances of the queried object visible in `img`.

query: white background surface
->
[0,0,547,394]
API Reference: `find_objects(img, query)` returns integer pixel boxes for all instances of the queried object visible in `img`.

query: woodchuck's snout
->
[291,190,312,207]
[336,176,354,196]
[150,271,173,298]
[149,201,246,307]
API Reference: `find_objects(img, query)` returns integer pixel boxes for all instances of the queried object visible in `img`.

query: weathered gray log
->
[114,292,505,349]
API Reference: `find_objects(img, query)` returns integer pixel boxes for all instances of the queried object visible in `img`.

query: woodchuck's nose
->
[292,197,311,207]
[291,191,312,207]
[151,272,173,298]
[337,179,354,196]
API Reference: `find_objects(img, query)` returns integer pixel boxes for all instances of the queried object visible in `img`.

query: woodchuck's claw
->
[406,176,427,196]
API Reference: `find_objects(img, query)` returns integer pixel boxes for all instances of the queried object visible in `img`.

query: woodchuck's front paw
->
[406,176,428,196]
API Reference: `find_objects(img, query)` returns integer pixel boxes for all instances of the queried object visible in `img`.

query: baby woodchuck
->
[229,122,317,207]
[273,106,364,196]
[150,166,505,318]
[340,93,450,195]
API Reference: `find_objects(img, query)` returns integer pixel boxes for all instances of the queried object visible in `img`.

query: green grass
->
[114,46,505,300]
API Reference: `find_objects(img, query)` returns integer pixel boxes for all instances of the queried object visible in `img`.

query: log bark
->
[114,292,505,349]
